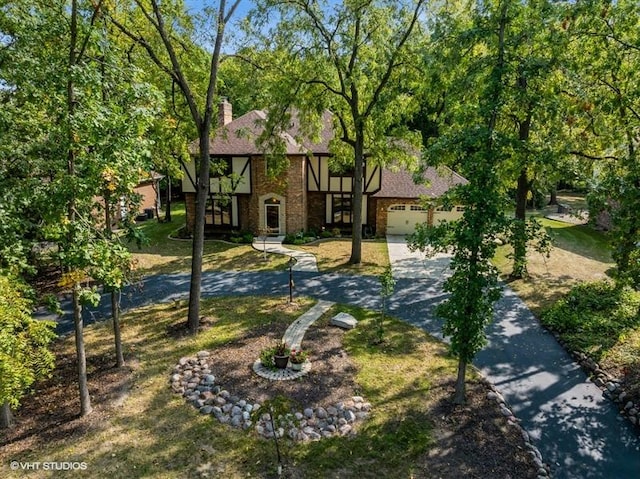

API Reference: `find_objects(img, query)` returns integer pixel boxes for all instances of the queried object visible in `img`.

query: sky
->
[184,1,256,21]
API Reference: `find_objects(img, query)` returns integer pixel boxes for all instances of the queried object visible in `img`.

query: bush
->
[282,233,296,244]
[229,231,254,244]
[541,280,640,358]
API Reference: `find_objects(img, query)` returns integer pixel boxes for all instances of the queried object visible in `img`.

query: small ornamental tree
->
[0,274,56,428]
[375,265,396,344]
[409,0,513,404]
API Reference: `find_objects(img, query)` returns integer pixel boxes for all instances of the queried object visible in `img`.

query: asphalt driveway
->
[41,236,640,478]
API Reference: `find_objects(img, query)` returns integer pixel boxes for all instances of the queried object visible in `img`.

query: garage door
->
[433,205,465,225]
[386,204,429,235]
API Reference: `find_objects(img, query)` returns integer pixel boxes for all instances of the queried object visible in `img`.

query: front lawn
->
[291,238,390,276]
[128,203,290,275]
[2,297,537,478]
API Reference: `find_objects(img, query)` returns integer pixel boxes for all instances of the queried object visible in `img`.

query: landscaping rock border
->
[560,343,640,432]
[557,341,640,430]
[485,383,551,479]
[170,351,371,441]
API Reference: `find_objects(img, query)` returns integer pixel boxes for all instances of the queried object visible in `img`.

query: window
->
[456,206,465,212]
[206,197,231,226]
[410,205,428,211]
[332,194,352,224]
[389,205,405,211]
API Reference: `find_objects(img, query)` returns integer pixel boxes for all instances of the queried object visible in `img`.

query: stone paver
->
[252,236,318,272]
[283,299,334,350]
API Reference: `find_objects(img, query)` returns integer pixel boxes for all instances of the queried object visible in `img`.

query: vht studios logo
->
[10,461,88,471]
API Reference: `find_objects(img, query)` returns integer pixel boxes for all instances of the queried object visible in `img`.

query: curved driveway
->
[46,237,640,478]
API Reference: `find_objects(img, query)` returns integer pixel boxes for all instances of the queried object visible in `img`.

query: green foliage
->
[507,217,552,279]
[245,0,427,262]
[229,231,255,244]
[288,348,308,364]
[374,265,396,344]
[0,274,56,409]
[259,346,276,369]
[260,341,291,370]
[542,281,640,359]
[563,0,640,287]
[282,231,316,245]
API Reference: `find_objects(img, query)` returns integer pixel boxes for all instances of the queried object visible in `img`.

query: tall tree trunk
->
[104,194,125,367]
[549,186,558,205]
[1,402,14,429]
[511,168,529,279]
[112,290,124,367]
[68,0,91,417]
[164,175,172,222]
[187,129,211,334]
[349,127,364,265]
[453,358,467,405]
[73,286,92,416]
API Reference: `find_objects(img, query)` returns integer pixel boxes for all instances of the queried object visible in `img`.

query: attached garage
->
[369,166,468,235]
[433,205,465,225]
[386,204,430,235]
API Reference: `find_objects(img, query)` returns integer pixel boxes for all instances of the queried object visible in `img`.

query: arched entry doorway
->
[259,194,285,235]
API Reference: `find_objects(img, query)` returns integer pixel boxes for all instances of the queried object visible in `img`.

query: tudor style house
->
[181,99,466,237]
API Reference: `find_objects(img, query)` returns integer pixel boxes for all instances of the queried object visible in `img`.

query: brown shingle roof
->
[373,166,467,198]
[188,109,333,156]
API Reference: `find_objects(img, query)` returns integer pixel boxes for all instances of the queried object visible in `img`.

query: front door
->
[265,204,280,234]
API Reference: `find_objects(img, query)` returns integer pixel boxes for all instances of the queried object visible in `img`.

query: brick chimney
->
[218,97,233,126]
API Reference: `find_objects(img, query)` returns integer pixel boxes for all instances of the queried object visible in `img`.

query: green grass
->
[492,215,613,315]
[537,217,611,263]
[291,238,390,276]
[128,203,291,275]
[1,297,468,479]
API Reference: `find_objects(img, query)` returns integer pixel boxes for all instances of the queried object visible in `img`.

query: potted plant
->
[260,346,276,369]
[272,341,291,369]
[289,348,309,371]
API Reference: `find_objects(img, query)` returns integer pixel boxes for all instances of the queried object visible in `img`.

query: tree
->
[109,0,241,334]
[409,0,513,404]
[246,0,426,264]
[565,0,640,287]
[0,274,56,428]
[1,0,160,414]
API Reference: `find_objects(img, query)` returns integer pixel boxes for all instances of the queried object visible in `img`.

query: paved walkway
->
[44,238,640,478]
[283,299,334,350]
[252,236,319,272]
[386,235,640,479]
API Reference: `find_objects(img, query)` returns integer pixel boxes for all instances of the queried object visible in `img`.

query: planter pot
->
[291,362,303,371]
[273,355,289,369]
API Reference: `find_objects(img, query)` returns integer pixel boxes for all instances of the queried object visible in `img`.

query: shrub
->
[541,280,640,358]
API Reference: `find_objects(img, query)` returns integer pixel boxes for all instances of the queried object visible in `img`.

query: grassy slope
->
[493,216,613,315]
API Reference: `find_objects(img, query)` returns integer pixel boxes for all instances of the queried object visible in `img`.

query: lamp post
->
[288,256,297,303]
